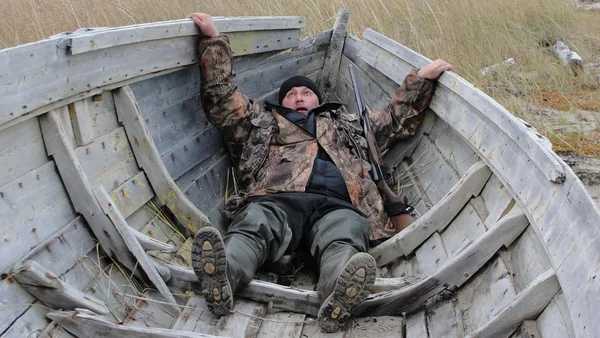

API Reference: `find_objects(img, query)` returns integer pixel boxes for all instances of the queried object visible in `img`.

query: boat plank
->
[397,161,431,216]
[0,281,35,334]
[414,232,448,276]
[0,118,48,187]
[0,302,50,338]
[0,217,95,335]
[337,56,391,117]
[369,161,491,266]
[318,9,349,101]
[78,261,139,322]
[350,316,404,337]
[0,161,76,274]
[536,291,575,338]
[126,203,156,231]
[184,155,230,217]
[123,290,178,330]
[480,175,514,229]
[177,151,228,195]
[140,214,186,251]
[88,92,120,140]
[172,296,216,332]
[67,17,306,55]
[48,309,223,338]
[466,270,559,338]
[406,311,428,338]
[74,127,140,192]
[3,37,201,127]
[234,29,331,75]
[12,260,109,315]
[109,171,155,219]
[300,322,346,338]
[237,51,326,100]
[428,301,464,338]
[164,264,322,316]
[342,34,398,96]
[57,105,77,149]
[114,85,212,234]
[440,202,486,258]
[41,322,76,338]
[143,94,207,156]
[21,217,96,280]
[68,99,95,146]
[508,321,540,338]
[40,110,141,278]
[218,299,267,338]
[458,256,517,332]
[94,186,180,314]
[130,67,200,117]
[428,117,478,177]
[386,114,437,177]
[256,312,306,338]
[355,209,528,316]
[501,227,552,292]
[161,126,223,181]
[410,135,460,204]
[227,29,302,58]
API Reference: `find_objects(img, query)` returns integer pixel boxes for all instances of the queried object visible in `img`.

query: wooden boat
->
[2,9,599,337]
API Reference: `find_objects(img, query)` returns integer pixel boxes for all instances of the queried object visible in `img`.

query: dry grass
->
[1,0,599,151]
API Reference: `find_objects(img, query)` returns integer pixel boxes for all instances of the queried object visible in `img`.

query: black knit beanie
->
[278,75,322,104]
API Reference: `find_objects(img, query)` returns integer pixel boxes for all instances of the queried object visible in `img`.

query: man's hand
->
[417,59,453,80]
[187,13,219,38]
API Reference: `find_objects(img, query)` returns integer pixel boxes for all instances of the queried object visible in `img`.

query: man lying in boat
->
[187,13,453,332]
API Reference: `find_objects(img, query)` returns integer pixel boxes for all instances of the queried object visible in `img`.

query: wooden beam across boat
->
[354,209,529,316]
[369,161,492,267]
[48,309,225,338]
[466,269,560,338]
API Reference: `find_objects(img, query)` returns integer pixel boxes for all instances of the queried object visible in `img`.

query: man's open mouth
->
[296,106,308,113]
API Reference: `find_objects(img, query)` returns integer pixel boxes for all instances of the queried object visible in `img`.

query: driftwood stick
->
[553,40,583,68]
[480,58,516,76]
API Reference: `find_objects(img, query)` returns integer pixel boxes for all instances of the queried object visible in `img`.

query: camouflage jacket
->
[198,35,436,241]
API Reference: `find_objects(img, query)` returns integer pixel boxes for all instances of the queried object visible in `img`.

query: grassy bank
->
[1,0,599,153]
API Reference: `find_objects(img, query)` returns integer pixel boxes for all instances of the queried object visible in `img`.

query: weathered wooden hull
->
[1,12,599,338]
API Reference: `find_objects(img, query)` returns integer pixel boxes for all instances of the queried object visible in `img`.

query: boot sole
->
[317,252,376,332]
[191,227,233,315]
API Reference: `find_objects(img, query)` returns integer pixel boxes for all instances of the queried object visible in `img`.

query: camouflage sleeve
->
[369,69,437,151]
[198,34,261,146]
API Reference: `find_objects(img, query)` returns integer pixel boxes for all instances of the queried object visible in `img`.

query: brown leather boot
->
[191,227,233,316]
[317,252,376,332]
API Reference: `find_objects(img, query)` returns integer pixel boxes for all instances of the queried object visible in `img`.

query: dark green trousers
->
[223,193,370,299]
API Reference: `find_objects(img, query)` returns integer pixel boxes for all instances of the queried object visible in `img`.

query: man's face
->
[281,86,320,115]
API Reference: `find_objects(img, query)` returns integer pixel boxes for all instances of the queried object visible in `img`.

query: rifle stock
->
[349,64,414,233]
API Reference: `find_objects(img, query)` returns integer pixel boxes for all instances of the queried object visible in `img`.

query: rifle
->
[349,64,415,233]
